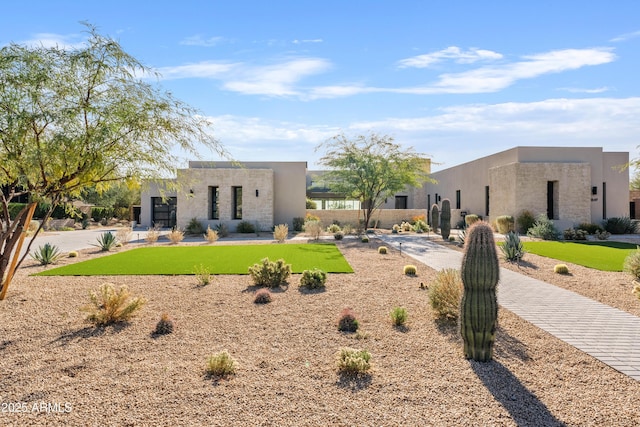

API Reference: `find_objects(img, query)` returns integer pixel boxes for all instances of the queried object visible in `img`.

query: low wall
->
[306,209,428,229]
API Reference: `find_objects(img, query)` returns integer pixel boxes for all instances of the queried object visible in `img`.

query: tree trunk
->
[0,202,37,300]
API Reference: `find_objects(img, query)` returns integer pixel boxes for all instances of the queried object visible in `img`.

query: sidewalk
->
[377,233,640,381]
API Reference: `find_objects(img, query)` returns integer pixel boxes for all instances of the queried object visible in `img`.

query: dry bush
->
[206,351,237,377]
[145,227,160,244]
[193,264,212,286]
[273,224,288,243]
[303,220,322,240]
[336,348,371,375]
[82,283,146,326]
[116,227,133,245]
[167,228,184,244]
[204,226,219,244]
[428,268,462,320]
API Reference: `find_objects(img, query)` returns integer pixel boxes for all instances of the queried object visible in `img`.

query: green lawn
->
[37,243,353,276]
[521,241,637,271]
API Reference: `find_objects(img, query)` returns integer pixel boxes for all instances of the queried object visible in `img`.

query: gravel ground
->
[1,236,639,426]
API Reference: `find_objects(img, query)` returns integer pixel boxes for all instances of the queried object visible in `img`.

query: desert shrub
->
[603,217,638,234]
[516,210,536,234]
[116,227,133,245]
[333,231,344,240]
[185,217,205,235]
[145,227,160,244]
[361,236,369,243]
[94,231,117,251]
[91,206,114,222]
[401,221,413,232]
[154,313,174,335]
[413,219,430,232]
[305,212,320,222]
[300,268,327,289]
[501,231,525,262]
[378,246,388,254]
[167,228,184,244]
[82,283,146,326]
[249,258,291,287]
[554,264,570,275]
[563,228,588,241]
[273,224,288,243]
[495,215,515,234]
[633,283,640,301]
[304,220,323,240]
[206,351,237,377]
[193,264,212,286]
[392,224,401,233]
[341,224,353,235]
[428,268,462,320]
[411,214,426,224]
[338,308,359,332]
[577,222,603,234]
[390,307,408,326]
[327,223,341,233]
[236,220,255,233]
[403,265,417,276]
[31,243,62,265]
[293,217,305,232]
[527,214,560,240]
[464,214,480,227]
[595,230,611,240]
[216,223,229,238]
[336,348,371,375]
[254,288,273,304]
[623,247,640,280]
[68,250,78,258]
[204,226,219,244]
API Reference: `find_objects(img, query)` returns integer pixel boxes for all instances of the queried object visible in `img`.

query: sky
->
[1,1,639,172]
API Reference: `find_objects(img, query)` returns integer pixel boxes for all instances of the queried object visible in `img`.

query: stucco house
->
[425,146,629,230]
[139,161,307,231]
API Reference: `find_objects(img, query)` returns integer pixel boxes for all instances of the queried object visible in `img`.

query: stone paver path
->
[377,234,640,381]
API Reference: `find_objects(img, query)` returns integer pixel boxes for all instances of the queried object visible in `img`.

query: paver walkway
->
[377,233,640,381]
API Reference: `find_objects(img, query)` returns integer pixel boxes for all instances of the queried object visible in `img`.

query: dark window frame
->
[209,186,219,220]
[232,186,242,220]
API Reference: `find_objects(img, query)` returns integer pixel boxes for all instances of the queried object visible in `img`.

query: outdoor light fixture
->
[255,189,259,197]
[592,186,597,195]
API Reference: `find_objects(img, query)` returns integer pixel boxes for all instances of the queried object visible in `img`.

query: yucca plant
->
[501,231,525,262]
[31,243,62,265]
[81,283,146,326]
[94,231,117,251]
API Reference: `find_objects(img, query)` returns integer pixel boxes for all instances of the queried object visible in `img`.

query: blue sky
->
[1,1,639,172]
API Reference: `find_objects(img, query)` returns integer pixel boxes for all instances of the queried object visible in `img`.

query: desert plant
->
[401,221,413,232]
[440,199,451,240]
[633,283,640,300]
[603,216,638,234]
[204,226,219,244]
[300,268,327,289]
[554,264,570,275]
[403,265,417,276]
[304,220,323,240]
[429,268,463,320]
[254,288,272,304]
[94,231,117,251]
[413,219,430,233]
[115,227,133,245]
[361,236,369,243]
[68,250,78,258]
[378,246,388,254]
[595,230,611,240]
[154,312,174,335]
[623,247,640,281]
[193,264,212,286]
[563,228,588,241]
[236,220,255,233]
[464,214,480,227]
[248,257,292,287]
[337,308,359,332]
[327,223,341,233]
[145,227,160,244]
[527,214,560,240]
[495,215,515,234]
[392,224,401,233]
[516,210,536,234]
[206,351,237,377]
[31,243,62,265]
[293,217,305,232]
[336,348,371,375]
[431,204,440,232]
[457,228,467,247]
[185,217,205,235]
[273,224,289,243]
[390,307,408,326]
[501,231,525,262]
[215,223,230,238]
[460,222,499,362]
[82,283,146,326]
[334,231,344,240]
[167,228,184,244]
[341,224,353,235]
[577,222,603,235]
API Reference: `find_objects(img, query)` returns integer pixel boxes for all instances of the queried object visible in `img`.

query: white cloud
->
[397,46,503,68]
[293,39,323,44]
[610,30,640,42]
[180,35,225,47]
[559,86,611,94]
[155,61,237,80]
[15,32,85,49]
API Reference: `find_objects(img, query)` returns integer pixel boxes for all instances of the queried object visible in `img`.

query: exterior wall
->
[602,152,630,220]
[308,208,428,229]
[139,180,177,227]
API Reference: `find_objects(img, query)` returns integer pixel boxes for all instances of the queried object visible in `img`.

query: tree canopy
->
[316,133,432,229]
[0,25,226,299]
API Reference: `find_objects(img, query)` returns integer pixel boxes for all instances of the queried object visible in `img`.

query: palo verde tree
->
[316,133,432,229]
[0,25,227,299]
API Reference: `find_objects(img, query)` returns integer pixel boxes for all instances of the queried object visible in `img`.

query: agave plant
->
[31,243,62,265]
[94,231,118,251]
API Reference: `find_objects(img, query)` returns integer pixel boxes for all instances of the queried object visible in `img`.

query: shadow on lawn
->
[470,359,564,426]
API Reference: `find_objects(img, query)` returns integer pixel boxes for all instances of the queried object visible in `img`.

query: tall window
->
[232,186,242,219]
[547,181,559,220]
[602,182,607,219]
[456,190,461,209]
[485,186,490,216]
[209,186,219,220]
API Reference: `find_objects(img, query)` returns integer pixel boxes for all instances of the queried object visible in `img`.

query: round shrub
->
[334,231,344,240]
[623,248,640,280]
[390,307,408,326]
[154,313,174,335]
[327,224,341,233]
[378,246,388,254]
[248,257,292,288]
[68,250,78,258]
[554,264,570,275]
[403,265,417,276]
[254,288,273,304]
[337,308,359,332]
[361,236,369,243]
[300,268,327,289]
[464,214,480,227]
[336,347,371,375]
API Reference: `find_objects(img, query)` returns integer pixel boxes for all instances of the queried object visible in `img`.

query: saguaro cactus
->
[460,222,499,362]
[431,204,440,233]
[440,199,451,240]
